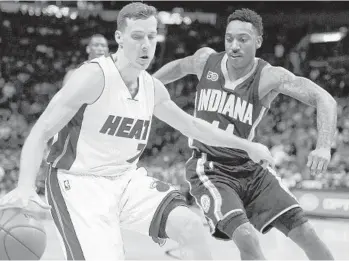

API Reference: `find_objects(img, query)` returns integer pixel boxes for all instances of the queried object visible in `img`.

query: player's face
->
[87,37,109,59]
[225,20,262,69]
[118,16,158,70]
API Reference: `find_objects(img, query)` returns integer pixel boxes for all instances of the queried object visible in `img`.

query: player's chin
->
[136,61,150,70]
[233,59,249,68]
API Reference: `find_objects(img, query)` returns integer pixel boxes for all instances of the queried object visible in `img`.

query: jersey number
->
[126,143,146,163]
[212,120,235,134]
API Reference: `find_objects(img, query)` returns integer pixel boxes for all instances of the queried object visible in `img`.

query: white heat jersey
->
[47,55,155,176]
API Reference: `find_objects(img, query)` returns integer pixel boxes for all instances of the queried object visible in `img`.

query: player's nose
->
[142,37,151,49]
[231,39,240,50]
[141,45,149,54]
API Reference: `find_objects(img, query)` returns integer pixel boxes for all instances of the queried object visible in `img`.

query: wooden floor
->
[41,213,349,260]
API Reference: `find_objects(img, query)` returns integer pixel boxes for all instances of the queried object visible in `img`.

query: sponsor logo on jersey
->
[197,89,253,125]
[206,71,219,81]
[99,115,150,140]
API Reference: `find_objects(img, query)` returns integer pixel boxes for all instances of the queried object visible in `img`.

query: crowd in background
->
[0,8,348,197]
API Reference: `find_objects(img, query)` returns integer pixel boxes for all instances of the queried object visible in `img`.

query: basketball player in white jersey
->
[62,34,109,85]
[0,3,274,260]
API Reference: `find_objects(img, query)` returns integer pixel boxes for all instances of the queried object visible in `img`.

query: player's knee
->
[288,221,318,244]
[180,215,205,244]
[166,207,205,244]
[232,223,261,252]
[273,207,308,237]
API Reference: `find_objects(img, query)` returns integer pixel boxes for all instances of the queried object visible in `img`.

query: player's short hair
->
[88,34,107,45]
[117,2,158,31]
[227,8,263,36]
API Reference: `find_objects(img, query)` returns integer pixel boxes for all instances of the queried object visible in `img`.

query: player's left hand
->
[0,186,51,214]
[306,148,331,175]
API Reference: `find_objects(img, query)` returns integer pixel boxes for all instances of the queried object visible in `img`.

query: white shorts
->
[45,165,186,260]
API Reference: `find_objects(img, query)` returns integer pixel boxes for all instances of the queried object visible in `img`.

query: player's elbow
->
[329,97,337,113]
[26,122,52,145]
[177,118,198,140]
[318,90,337,109]
[178,124,194,141]
[184,118,215,146]
[329,96,337,108]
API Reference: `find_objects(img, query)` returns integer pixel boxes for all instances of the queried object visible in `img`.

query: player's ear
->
[115,30,123,49]
[86,45,91,54]
[256,36,263,49]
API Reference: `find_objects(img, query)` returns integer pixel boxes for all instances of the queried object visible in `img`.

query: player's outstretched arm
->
[261,66,337,173]
[153,78,274,167]
[153,47,216,84]
[18,63,104,190]
[62,68,76,86]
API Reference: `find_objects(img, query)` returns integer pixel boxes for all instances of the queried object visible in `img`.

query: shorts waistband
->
[192,150,221,162]
[192,150,251,165]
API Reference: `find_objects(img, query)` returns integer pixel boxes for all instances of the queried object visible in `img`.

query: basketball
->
[0,208,47,260]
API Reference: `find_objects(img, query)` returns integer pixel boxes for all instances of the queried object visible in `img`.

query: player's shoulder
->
[193,47,217,66]
[260,64,295,84]
[66,68,77,75]
[144,72,164,91]
[152,75,165,90]
[61,62,105,104]
[259,64,298,97]
[194,47,217,56]
[141,69,153,81]
[62,68,76,85]
[186,47,217,78]
[88,55,107,63]
[152,76,170,105]
[75,61,104,78]
[261,63,292,76]
[140,70,158,94]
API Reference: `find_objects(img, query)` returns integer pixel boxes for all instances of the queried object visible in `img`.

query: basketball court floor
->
[41,209,349,260]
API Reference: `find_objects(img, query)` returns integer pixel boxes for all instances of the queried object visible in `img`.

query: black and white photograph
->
[0,1,348,260]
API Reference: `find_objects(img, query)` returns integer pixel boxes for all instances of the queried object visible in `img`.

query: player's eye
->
[148,35,156,40]
[132,35,144,40]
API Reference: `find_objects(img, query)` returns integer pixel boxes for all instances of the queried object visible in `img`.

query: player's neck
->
[113,52,141,85]
[227,59,256,81]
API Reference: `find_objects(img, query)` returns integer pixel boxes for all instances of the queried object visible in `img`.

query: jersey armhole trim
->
[197,52,215,82]
[151,76,157,107]
[87,61,105,105]
[254,61,271,103]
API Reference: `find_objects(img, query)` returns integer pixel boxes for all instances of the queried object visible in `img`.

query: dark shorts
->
[186,151,300,240]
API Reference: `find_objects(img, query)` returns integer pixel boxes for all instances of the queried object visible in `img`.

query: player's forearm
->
[315,95,337,149]
[184,118,252,152]
[153,59,188,84]
[17,128,48,189]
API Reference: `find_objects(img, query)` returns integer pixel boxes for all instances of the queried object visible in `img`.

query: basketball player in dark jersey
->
[62,34,109,85]
[154,8,336,260]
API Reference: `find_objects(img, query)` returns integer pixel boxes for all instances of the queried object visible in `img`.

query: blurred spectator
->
[0,7,348,196]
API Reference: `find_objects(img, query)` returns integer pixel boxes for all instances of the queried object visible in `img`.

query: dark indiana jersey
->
[190,52,269,167]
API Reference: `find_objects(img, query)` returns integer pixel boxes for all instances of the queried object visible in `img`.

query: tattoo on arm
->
[276,69,337,149]
[278,72,317,107]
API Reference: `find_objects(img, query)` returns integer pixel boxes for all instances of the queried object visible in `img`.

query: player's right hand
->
[0,186,51,214]
[246,143,275,169]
